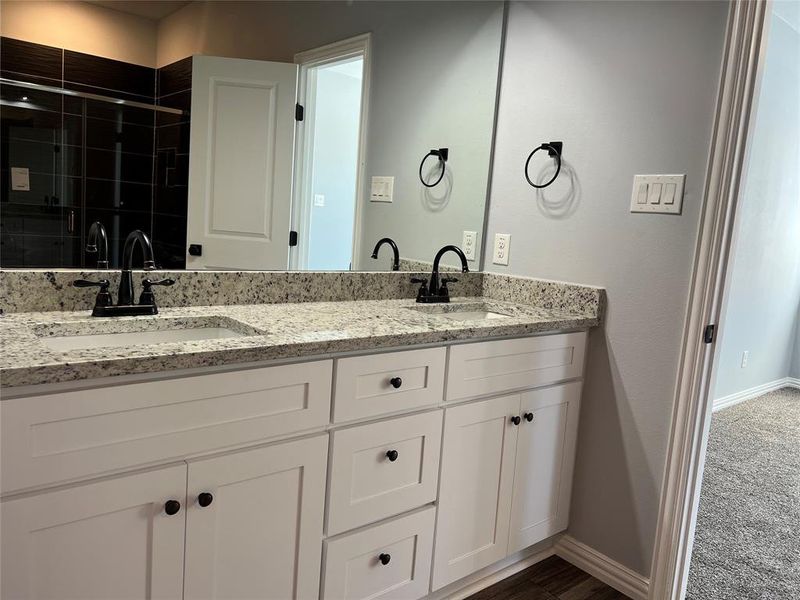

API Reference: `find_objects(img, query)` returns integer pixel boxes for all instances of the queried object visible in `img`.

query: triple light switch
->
[630,174,685,214]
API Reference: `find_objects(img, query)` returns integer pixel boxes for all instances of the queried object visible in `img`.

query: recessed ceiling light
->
[21,96,29,101]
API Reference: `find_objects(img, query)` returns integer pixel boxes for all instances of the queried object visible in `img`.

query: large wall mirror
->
[0,1,504,271]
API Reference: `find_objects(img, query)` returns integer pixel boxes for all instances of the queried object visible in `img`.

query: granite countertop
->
[0,296,598,389]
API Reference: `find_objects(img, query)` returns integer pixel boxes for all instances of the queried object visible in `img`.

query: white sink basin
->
[35,316,264,352]
[407,302,513,321]
[439,310,510,321]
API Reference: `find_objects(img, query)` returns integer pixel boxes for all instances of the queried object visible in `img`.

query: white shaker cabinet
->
[431,394,520,590]
[0,465,187,600]
[433,381,582,590]
[508,382,582,553]
[184,435,328,600]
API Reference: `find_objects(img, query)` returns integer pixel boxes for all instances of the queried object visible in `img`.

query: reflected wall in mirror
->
[0,0,504,271]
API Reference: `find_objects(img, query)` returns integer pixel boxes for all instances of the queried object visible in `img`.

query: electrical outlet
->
[492,233,510,266]
[462,231,477,261]
[741,351,749,368]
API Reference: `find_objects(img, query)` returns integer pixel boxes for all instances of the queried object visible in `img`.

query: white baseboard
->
[555,534,649,600]
[713,377,798,412]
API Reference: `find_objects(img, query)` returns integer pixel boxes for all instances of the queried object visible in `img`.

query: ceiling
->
[87,1,192,21]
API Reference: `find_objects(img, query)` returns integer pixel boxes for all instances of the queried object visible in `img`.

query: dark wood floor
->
[467,556,630,600]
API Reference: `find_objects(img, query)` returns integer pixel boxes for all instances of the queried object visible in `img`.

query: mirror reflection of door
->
[291,35,368,271]
[186,56,298,270]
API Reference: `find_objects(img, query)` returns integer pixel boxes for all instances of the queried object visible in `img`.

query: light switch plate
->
[314,194,325,207]
[492,233,510,266]
[370,176,394,202]
[462,231,477,261]
[630,174,685,214]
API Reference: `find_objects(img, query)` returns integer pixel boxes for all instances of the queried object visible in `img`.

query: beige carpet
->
[686,386,800,599]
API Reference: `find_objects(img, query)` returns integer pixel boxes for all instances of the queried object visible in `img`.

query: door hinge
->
[295,103,304,121]
[703,324,715,344]
[289,231,298,247]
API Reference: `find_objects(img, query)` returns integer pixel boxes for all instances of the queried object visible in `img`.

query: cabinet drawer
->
[327,411,442,535]
[322,507,435,600]
[1,360,332,494]
[446,332,587,401]
[333,348,445,423]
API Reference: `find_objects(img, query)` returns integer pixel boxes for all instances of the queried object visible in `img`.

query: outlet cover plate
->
[370,176,394,202]
[492,233,510,266]
[462,231,477,261]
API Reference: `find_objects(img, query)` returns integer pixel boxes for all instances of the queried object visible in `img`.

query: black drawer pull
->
[198,492,214,507]
[510,415,521,426]
[524,412,534,422]
[389,377,403,389]
[379,553,391,565]
[386,450,399,462]
[164,500,181,515]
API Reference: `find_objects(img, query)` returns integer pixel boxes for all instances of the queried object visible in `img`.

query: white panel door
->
[184,435,328,600]
[0,465,186,600]
[508,382,583,553]
[432,394,520,590]
[187,56,298,269]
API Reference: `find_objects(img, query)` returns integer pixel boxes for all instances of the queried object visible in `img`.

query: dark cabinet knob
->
[510,415,521,426]
[198,492,213,507]
[386,450,399,462]
[378,553,391,566]
[390,377,403,389]
[164,500,181,515]
[524,412,534,422]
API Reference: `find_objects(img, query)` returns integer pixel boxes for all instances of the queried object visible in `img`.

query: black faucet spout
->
[86,221,109,269]
[118,230,156,305]
[371,237,400,271]
[429,244,469,298]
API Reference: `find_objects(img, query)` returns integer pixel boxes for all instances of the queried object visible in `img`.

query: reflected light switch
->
[630,174,684,214]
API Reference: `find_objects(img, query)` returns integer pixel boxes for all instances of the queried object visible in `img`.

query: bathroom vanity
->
[0,271,602,599]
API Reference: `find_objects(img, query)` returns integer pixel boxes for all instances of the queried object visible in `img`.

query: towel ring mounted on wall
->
[419,148,449,187]
[524,141,563,189]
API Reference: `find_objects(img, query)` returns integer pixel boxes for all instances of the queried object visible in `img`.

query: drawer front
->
[327,411,442,535]
[1,360,333,494]
[446,332,587,401]
[333,348,445,423]
[322,507,435,600]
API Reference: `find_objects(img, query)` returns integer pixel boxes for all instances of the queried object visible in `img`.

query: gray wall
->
[483,1,728,575]
[158,1,503,269]
[714,5,800,399]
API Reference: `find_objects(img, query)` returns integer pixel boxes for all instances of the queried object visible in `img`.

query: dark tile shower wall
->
[155,57,192,270]
[0,37,191,269]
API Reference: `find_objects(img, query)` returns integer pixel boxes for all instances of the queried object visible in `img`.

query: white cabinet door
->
[432,394,520,590]
[508,382,582,553]
[184,435,328,600]
[0,465,186,600]
[187,56,298,269]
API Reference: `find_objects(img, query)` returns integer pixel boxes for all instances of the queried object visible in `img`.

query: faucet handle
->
[410,277,427,285]
[73,279,113,308]
[139,278,175,307]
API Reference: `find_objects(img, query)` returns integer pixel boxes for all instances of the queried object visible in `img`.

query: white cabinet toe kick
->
[1,331,587,600]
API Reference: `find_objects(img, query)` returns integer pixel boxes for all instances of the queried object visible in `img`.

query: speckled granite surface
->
[0,296,600,388]
[0,269,482,313]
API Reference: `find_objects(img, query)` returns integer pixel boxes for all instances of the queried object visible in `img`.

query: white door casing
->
[187,56,297,269]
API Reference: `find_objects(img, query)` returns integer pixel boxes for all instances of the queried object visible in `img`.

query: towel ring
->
[419,148,449,188]
[524,141,563,189]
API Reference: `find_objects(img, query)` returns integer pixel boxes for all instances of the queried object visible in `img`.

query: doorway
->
[291,35,370,271]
